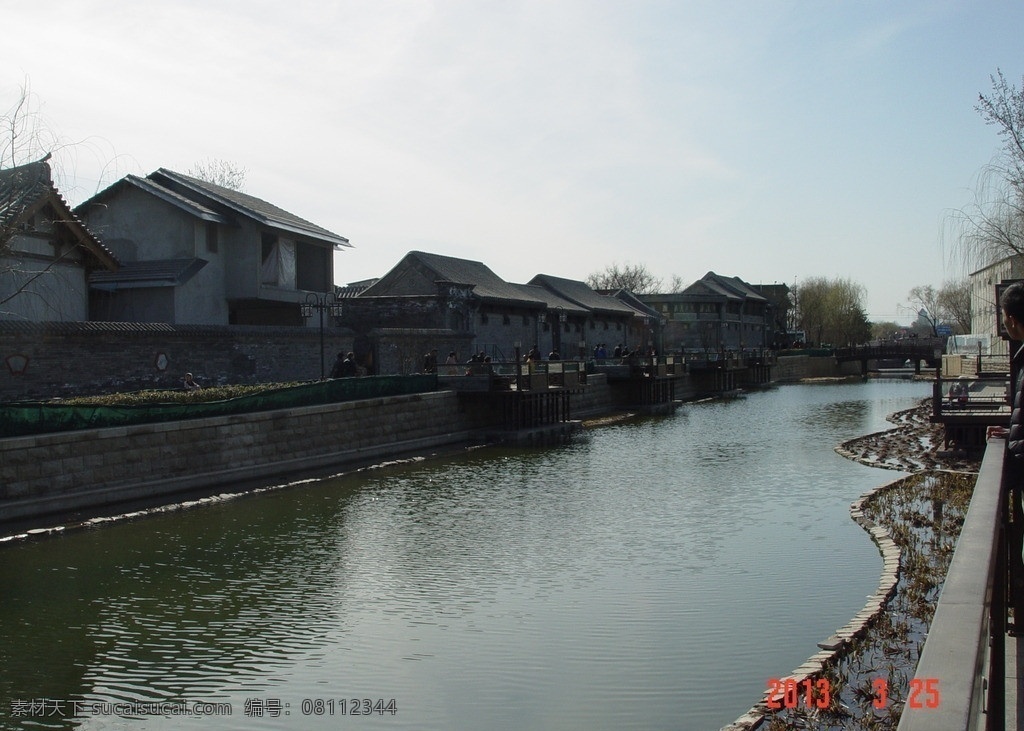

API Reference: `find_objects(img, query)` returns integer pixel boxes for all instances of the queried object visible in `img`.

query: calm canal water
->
[0,380,929,731]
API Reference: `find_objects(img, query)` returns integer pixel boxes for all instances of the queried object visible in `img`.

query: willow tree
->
[792,276,870,346]
[950,70,1024,271]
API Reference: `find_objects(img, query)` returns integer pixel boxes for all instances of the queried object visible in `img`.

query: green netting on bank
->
[0,375,438,438]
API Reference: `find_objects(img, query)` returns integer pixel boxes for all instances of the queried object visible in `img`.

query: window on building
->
[296,241,328,291]
[206,222,219,253]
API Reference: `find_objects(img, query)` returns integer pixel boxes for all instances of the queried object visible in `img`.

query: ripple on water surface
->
[0,380,929,731]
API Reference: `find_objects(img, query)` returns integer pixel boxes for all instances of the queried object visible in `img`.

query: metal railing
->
[834,338,946,362]
[436,360,588,390]
[591,355,688,377]
[897,439,1009,730]
[932,377,1011,418]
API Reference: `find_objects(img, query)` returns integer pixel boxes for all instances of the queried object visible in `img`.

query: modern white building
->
[969,255,1024,357]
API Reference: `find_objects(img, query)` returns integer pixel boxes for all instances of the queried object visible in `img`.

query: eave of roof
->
[528,273,637,316]
[3,159,119,271]
[151,168,351,249]
[697,272,767,302]
[124,176,230,223]
[90,258,206,290]
[513,284,588,314]
[367,251,547,307]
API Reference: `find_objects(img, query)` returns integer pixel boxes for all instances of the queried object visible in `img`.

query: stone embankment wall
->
[572,373,612,418]
[0,372,688,527]
[775,354,848,381]
[0,349,841,527]
[0,391,492,525]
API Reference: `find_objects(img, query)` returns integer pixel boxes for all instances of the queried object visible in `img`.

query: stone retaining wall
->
[774,354,863,381]
[571,373,612,417]
[0,390,493,525]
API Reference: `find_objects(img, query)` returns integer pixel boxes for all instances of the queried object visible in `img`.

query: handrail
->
[931,379,1010,420]
[897,438,1006,730]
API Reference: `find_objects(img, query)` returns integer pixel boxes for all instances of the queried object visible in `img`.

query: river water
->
[0,380,929,731]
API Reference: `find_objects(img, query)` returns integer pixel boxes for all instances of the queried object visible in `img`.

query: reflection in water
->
[0,381,928,730]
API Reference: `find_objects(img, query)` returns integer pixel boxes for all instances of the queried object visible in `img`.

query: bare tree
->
[587,262,662,294]
[937,280,971,334]
[2,85,58,314]
[0,81,61,173]
[977,69,1024,195]
[904,280,971,336]
[905,285,941,336]
[187,158,247,191]
[1,83,117,319]
[2,83,58,252]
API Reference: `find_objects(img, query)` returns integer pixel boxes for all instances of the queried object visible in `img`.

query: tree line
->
[587,259,971,347]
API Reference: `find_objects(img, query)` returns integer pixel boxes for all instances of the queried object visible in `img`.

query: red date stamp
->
[766,677,941,710]
[765,678,832,709]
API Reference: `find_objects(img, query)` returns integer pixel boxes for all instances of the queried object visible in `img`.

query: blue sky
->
[3,1,1022,323]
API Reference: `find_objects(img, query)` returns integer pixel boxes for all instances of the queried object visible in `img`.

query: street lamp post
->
[301,292,344,379]
[554,308,567,356]
[514,340,522,391]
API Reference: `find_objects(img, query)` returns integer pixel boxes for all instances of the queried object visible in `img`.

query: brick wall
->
[0,321,356,401]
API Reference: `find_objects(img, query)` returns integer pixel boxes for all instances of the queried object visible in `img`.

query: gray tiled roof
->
[1,158,119,270]
[513,283,588,314]
[90,258,207,289]
[118,175,229,223]
[528,274,638,316]
[606,288,661,319]
[151,169,351,248]
[686,271,767,301]
[76,167,350,249]
[364,251,547,307]
[0,160,49,229]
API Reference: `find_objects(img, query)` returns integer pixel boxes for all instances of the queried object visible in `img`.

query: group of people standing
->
[593,343,656,360]
[417,343,660,373]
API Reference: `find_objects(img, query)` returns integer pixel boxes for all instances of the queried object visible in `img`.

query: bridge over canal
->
[834,338,946,375]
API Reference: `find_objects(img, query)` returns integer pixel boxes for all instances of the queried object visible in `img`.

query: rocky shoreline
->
[724,397,982,730]
[836,399,980,474]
